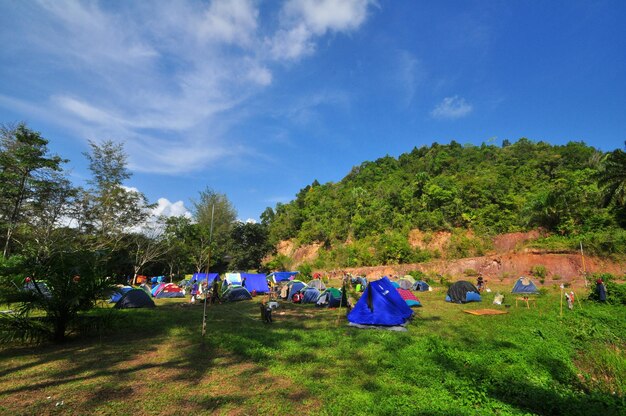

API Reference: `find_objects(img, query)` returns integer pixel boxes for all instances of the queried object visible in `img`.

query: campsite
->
[1,273,626,415]
[2,1,626,415]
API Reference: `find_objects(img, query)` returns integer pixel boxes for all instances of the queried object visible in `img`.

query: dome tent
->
[316,287,345,308]
[446,281,481,304]
[155,283,185,298]
[307,279,326,291]
[511,277,540,294]
[115,289,155,309]
[301,287,321,303]
[348,277,413,328]
[287,281,307,301]
[222,285,252,302]
[413,280,430,291]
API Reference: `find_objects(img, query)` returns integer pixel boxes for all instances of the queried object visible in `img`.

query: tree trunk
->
[53,314,68,343]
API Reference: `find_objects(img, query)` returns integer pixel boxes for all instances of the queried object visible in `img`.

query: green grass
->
[1,286,625,415]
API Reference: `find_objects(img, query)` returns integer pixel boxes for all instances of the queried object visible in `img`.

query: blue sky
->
[1,0,625,221]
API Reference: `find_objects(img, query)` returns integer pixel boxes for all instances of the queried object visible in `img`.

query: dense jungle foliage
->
[263,139,626,267]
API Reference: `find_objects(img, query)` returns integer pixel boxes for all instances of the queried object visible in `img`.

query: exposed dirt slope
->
[274,230,625,288]
[322,253,623,288]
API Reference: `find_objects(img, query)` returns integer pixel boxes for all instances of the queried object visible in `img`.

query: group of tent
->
[106,270,541,319]
[348,276,541,330]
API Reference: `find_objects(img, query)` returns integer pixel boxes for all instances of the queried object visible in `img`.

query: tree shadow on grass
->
[0,300,331,414]
[426,333,625,415]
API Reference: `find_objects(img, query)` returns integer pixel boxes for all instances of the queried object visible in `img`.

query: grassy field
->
[1,283,625,415]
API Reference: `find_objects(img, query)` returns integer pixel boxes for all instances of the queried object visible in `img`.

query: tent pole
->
[202,204,215,338]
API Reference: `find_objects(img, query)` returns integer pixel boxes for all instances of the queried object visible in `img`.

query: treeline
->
[0,123,271,281]
[262,139,626,267]
[0,123,272,342]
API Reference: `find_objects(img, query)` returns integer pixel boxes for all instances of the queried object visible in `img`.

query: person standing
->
[596,278,607,302]
[190,280,199,304]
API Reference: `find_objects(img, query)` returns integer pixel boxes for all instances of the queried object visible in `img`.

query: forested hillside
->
[263,139,626,268]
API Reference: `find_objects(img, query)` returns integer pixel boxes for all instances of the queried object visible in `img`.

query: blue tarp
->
[241,273,270,294]
[192,273,219,285]
[348,277,413,326]
[150,276,165,284]
[511,277,539,294]
[269,271,299,283]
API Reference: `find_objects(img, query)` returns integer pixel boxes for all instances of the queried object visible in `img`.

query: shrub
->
[298,263,313,280]
[463,268,479,277]
[530,265,548,278]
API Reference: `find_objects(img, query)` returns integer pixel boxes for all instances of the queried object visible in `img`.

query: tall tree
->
[79,140,153,250]
[598,148,626,208]
[229,221,271,271]
[192,188,237,272]
[128,219,169,284]
[0,123,66,257]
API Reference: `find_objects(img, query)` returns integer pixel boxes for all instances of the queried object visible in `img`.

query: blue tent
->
[222,285,252,302]
[511,277,539,294]
[115,289,155,309]
[301,287,321,303]
[192,273,219,285]
[151,283,165,297]
[241,273,270,294]
[413,280,430,291]
[268,271,299,283]
[348,277,413,327]
[287,281,306,300]
[109,286,133,303]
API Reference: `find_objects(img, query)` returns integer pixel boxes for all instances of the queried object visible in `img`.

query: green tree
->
[78,140,153,250]
[192,188,237,273]
[0,123,66,257]
[229,221,271,270]
[598,148,626,208]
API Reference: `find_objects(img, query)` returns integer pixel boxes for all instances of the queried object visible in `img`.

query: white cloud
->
[0,1,376,174]
[270,0,374,60]
[394,51,422,107]
[430,96,473,120]
[152,198,193,219]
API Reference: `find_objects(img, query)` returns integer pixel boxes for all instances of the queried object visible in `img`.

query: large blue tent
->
[192,273,219,285]
[348,277,413,327]
[241,273,270,294]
